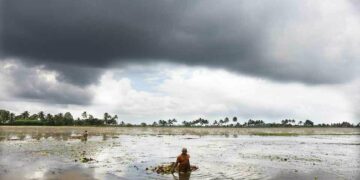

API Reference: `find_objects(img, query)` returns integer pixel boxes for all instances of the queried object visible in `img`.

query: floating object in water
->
[78,151,95,163]
[148,162,198,174]
[8,137,20,141]
[80,157,94,163]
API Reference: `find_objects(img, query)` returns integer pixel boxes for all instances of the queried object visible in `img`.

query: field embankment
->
[1,126,359,136]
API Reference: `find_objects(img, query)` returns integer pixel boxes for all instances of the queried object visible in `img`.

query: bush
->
[11,119,43,126]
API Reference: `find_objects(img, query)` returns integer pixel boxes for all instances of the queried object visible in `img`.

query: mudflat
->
[0,126,359,179]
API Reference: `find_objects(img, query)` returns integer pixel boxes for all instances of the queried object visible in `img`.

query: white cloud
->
[0,61,357,124]
[156,67,354,123]
[86,65,356,123]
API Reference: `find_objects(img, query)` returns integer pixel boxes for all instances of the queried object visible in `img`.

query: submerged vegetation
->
[147,163,198,174]
[0,109,359,128]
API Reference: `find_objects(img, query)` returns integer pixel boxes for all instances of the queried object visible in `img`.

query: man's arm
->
[171,159,179,173]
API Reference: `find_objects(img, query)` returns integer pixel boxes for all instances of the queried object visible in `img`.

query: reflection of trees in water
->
[2,133,26,140]
[0,133,9,141]
[61,133,72,141]
[52,133,61,140]
[18,133,26,140]
[62,134,69,141]
[31,133,42,140]
[0,132,78,141]
[46,133,72,141]
[102,134,108,141]
[44,133,51,139]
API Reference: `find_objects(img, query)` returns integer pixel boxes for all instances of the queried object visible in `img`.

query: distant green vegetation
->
[0,109,117,126]
[11,119,44,126]
[0,109,359,127]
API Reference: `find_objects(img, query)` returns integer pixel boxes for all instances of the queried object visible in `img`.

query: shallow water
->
[0,127,359,180]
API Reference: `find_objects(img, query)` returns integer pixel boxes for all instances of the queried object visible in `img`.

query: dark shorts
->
[178,164,190,173]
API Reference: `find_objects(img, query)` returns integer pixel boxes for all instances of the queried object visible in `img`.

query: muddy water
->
[0,127,359,180]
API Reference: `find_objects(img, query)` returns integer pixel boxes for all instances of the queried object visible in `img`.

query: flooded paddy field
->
[0,126,359,180]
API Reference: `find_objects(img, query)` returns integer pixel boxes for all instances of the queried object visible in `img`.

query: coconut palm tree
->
[224,117,229,125]
[233,116,237,123]
[104,112,110,124]
[81,111,87,119]
[21,111,30,119]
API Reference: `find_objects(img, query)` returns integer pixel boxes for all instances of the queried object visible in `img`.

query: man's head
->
[182,148,187,154]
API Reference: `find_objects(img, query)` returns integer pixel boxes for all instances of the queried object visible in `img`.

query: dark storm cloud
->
[0,60,92,105]
[45,63,103,86]
[1,0,359,85]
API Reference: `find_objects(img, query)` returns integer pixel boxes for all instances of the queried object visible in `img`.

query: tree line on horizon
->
[0,109,359,127]
[0,110,117,126]
[146,118,358,128]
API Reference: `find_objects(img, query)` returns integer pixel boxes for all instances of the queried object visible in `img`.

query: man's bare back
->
[172,148,191,173]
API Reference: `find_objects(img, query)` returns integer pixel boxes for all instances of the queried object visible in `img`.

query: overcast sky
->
[0,0,359,124]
